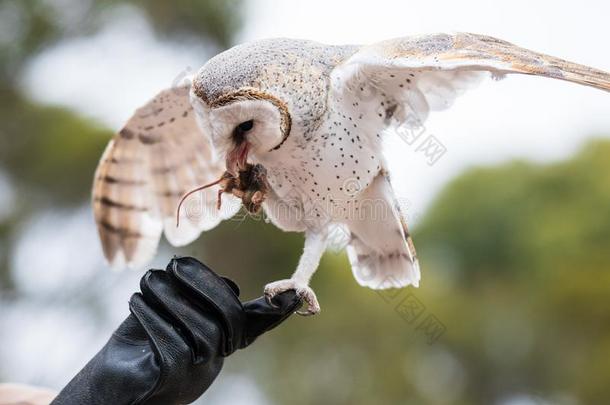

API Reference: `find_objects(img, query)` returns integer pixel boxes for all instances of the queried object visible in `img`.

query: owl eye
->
[237,120,254,132]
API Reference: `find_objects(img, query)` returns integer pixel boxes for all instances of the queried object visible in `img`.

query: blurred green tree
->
[0,0,241,85]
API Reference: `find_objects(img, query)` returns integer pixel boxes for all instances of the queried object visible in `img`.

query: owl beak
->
[226,141,250,175]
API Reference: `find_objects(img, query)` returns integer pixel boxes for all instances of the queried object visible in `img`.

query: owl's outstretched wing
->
[92,84,240,268]
[332,32,610,125]
[331,33,609,285]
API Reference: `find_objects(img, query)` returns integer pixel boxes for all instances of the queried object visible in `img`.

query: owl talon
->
[264,292,280,308]
[264,279,320,316]
[296,307,318,316]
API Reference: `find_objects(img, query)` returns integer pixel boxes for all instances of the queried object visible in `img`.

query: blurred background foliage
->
[0,0,241,84]
[1,1,610,404]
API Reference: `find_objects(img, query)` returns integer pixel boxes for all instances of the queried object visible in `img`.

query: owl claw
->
[264,279,320,316]
[264,291,280,308]
[296,305,318,317]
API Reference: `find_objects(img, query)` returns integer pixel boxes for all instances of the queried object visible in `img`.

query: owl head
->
[190,38,350,174]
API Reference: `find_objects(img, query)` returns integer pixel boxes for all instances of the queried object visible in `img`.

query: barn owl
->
[93,33,610,315]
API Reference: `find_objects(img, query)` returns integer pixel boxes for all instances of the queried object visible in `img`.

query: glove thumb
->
[240,290,302,348]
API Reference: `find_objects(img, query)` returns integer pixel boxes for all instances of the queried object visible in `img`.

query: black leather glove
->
[51,256,302,405]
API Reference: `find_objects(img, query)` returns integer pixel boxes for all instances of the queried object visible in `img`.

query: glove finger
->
[241,290,302,348]
[141,270,223,363]
[221,276,240,297]
[167,256,245,355]
[129,293,192,375]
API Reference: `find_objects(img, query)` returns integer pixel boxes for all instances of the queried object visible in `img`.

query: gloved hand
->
[51,256,302,405]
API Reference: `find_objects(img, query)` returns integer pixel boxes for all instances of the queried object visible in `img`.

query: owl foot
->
[264,279,320,316]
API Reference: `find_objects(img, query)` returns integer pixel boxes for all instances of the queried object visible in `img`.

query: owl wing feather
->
[344,173,421,290]
[92,84,240,269]
[333,32,610,125]
[331,32,609,287]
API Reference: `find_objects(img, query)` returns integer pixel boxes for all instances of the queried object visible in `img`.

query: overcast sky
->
[22,0,610,216]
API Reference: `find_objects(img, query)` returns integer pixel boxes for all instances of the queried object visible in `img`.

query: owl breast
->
[257,100,386,233]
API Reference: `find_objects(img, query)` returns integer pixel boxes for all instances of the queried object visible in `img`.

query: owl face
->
[191,88,290,175]
[190,38,346,174]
